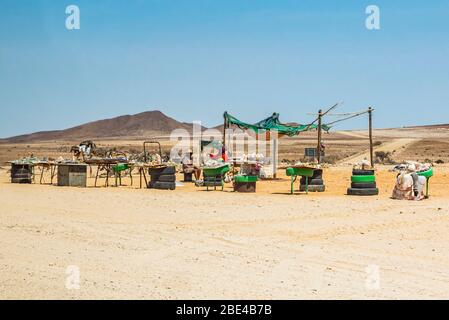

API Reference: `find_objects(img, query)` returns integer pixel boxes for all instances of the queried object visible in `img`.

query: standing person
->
[221,145,229,162]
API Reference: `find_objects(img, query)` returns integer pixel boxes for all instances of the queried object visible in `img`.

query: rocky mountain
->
[3,111,205,142]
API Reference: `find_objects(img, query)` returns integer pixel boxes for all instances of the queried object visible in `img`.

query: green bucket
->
[417,167,433,179]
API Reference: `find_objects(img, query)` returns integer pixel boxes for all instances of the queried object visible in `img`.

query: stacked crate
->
[11,164,33,184]
[148,166,176,190]
[299,169,325,192]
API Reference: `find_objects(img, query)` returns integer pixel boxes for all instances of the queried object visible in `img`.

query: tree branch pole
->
[222,112,227,150]
[368,106,374,167]
[317,109,323,163]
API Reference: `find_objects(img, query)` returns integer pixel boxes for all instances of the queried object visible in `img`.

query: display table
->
[203,164,230,191]
[286,166,316,194]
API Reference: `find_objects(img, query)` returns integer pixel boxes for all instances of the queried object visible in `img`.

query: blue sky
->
[1,0,448,138]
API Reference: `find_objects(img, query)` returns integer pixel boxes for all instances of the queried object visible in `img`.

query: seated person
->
[182,150,202,180]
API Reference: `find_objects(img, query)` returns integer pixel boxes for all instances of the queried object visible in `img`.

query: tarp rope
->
[325,110,370,126]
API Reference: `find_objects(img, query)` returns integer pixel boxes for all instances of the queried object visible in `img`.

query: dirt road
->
[338,139,418,165]
[1,166,449,299]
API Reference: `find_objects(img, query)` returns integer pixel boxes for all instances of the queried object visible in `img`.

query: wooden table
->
[35,162,58,184]
[84,159,129,187]
[7,161,58,184]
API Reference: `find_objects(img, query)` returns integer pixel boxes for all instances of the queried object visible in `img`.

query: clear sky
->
[1,0,448,138]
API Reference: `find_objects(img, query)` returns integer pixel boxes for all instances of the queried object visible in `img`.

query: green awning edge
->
[224,112,330,136]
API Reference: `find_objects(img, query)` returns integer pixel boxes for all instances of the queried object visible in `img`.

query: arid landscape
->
[2,111,449,299]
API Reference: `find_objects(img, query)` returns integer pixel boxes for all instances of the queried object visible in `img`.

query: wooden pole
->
[368,106,374,167]
[222,112,227,148]
[317,109,323,163]
[270,134,279,179]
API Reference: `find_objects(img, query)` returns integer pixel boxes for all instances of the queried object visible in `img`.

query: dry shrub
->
[374,151,394,164]
[323,154,339,164]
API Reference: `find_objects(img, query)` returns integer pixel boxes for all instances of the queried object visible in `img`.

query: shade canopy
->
[224,112,330,137]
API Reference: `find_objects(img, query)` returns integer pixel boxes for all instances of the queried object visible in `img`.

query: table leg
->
[40,166,44,184]
[305,176,309,194]
[143,170,148,188]
[95,165,99,187]
[139,169,142,188]
[290,175,294,194]
[30,165,35,183]
[105,166,109,187]
[50,165,55,184]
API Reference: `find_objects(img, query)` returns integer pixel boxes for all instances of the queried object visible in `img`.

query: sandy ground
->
[1,165,449,299]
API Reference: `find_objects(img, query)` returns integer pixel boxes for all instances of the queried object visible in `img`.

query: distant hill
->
[3,110,448,143]
[2,111,206,143]
[403,123,449,129]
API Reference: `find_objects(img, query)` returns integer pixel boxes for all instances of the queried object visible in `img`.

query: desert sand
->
[2,164,449,299]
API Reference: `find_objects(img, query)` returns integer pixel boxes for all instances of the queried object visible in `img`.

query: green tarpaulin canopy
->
[224,112,330,136]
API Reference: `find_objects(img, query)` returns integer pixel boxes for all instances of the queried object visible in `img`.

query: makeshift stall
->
[285,166,316,194]
[84,158,129,187]
[9,162,33,184]
[222,112,328,180]
[392,162,433,200]
[8,159,60,185]
[308,105,377,195]
[57,163,87,187]
[203,164,230,191]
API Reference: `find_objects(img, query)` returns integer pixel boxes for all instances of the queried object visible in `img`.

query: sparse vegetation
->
[323,155,339,164]
[374,151,394,164]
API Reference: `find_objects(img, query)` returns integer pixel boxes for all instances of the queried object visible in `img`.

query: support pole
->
[368,107,374,167]
[273,136,278,179]
[317,109,323,163]
[222,112,227,149]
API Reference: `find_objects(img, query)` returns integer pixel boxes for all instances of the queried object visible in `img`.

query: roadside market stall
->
[222,111,328,179]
